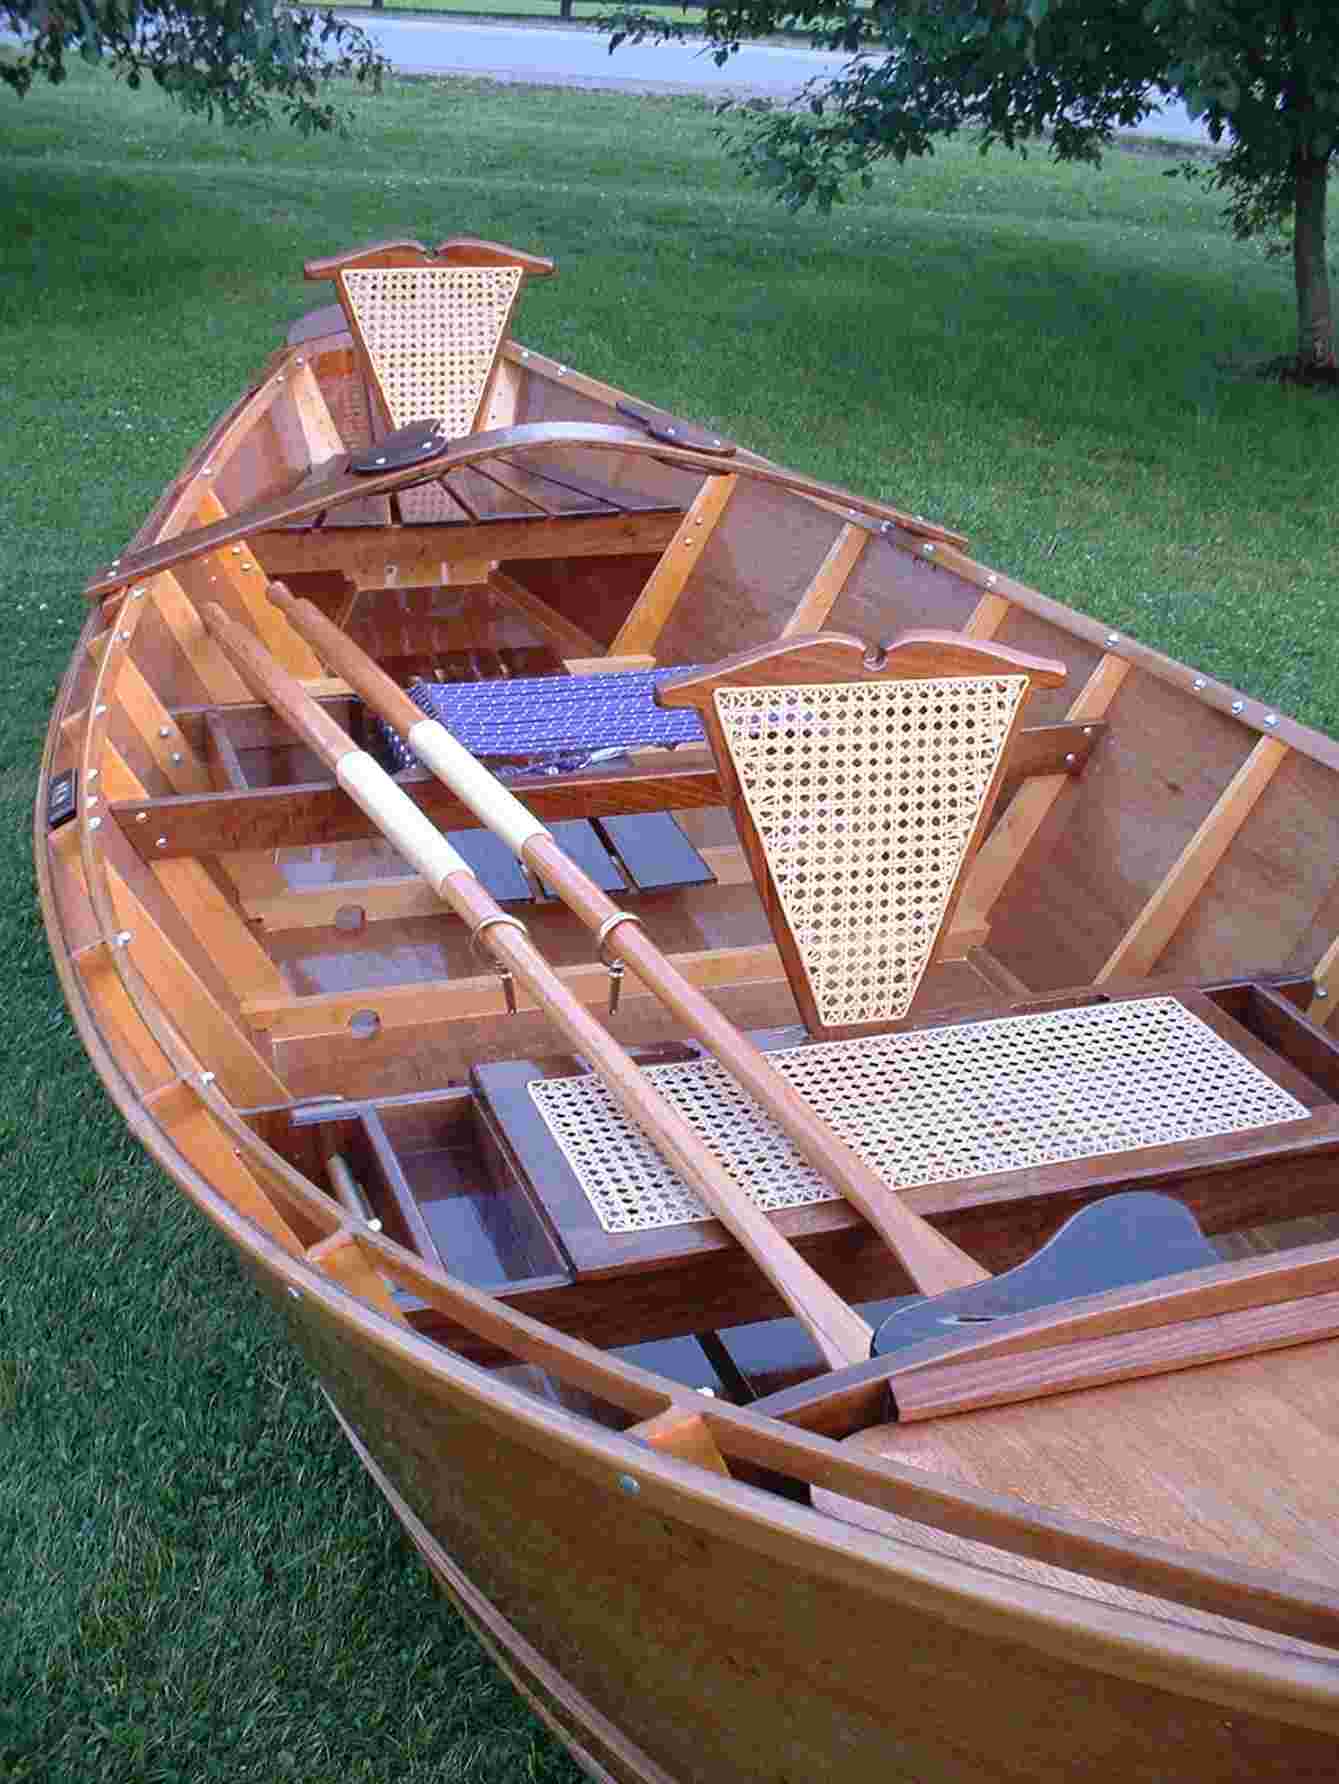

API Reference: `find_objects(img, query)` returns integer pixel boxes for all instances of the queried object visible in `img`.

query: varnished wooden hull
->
[39,306,1339,1781]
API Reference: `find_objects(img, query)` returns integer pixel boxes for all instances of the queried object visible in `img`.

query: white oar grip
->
[336,751,471,892]
[407,718,549,858]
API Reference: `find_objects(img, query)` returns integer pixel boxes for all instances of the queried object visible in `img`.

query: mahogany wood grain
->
[203,602,875,1369]
[303,237,556,281]
[887,1288,1339,1421]
[268,589,989,1298]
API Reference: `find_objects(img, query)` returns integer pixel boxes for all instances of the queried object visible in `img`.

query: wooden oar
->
[202,602,872,1370]
[267,583,987,1298]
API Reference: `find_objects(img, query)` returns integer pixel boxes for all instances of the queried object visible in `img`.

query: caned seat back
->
[304,236,555,439]
[659,631,1067,1039]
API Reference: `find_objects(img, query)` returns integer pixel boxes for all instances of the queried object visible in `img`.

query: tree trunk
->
[1294,152,1335,369]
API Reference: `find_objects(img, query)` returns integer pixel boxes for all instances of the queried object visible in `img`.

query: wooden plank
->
[151,571,252,703]
[152,858,287,1000]
[780,523,868,637]
[287,361,346,466]
[610,474,739,655]
[488,569,604,658]
[146,1079,303,1256]
[106,862,287,1106]
[1308,933,1339,1027]
[563,654,656,676]
[1097,737,1290,983]
[306,1228,411,1324]
[887,1289,1339,1422]
[244,942,787,1036]
[113,759,726,858]
[628,1408,730,1475]
[254,511,683,585]
[964,592,1012,639]
[115,655,212,793]
[954,655,1131,938]
[194,490,325,678]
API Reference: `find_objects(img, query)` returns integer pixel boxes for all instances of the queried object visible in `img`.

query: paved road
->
[356,12,1211,137]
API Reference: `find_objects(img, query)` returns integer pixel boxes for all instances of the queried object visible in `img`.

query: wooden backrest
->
[659,631,1067,1039]
[304,236,555,439]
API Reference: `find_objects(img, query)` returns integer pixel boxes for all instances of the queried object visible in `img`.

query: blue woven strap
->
[377,666,705,777]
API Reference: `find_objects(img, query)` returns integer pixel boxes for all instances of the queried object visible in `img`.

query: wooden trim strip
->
[145,1079,304,1257]
[628,1408,731,1475]
[889,1289,1339,1423]
[194,491,325,679]
[243,942,786,1034]
[488,569,604,658]
[963,592,1012,639]
[1307,934,1339,1027]
[781,523,868,637]
[610,473,738,655]
[115,655,212,793]
[150,570,252,704]
[1097,737,1290,984]
[954,655,1130,936]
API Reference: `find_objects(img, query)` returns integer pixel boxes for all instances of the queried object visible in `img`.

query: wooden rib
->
[954,655,1130,936]
[780,523,868,637]
[73,939,178,1093]
[101,738,153,802]
[306,1229,410,1325]
[106,862,287,1106]
[153,859,286,999]
[244,943,786,1029]
[145,1079,303,1256]
[151,571,252,703]
[194,491,325,679]
[488,569,603,658]
[1097,737,1289,984]
[1309,935,1339,1026]
[610,474,738,655]
[115,655,211,793]
[628,1408,730,1475]
[963,592,1012,639]
[287,361,346,467]
[887,1290,1339,1423]
[563,654,656,675]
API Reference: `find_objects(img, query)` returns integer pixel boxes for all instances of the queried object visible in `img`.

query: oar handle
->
[202,602,872,1369]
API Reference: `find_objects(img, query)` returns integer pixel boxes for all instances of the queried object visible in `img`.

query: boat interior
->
[47,237,1339,1652]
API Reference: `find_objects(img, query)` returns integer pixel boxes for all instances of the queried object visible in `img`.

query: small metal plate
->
[47,769,78,830]
[349,420,450,475]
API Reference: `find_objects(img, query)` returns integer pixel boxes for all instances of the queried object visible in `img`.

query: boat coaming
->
[38,312,1339,1781]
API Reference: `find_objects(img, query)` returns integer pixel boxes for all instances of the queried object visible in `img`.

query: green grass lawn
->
[3,63,1338,1784]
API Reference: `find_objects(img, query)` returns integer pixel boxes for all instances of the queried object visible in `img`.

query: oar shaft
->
[269,583,985,1297]
[202,603,871,1370]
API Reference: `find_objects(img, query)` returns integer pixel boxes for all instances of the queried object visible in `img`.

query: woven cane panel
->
[714,675,1028,1028]
[341,265,524,434]
[528,997,1308,1234]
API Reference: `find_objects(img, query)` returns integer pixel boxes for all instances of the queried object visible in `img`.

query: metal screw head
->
[557,366,568,377]
[171,752,183,764]
[922,543,935,557]
[1264,713,1279,727]
[158,725,171,739]
[616,1474,640,1496]
[1105,633,1120,646]
[1192,677,1206,691]
[1315,986,1329,999]
[86,768,98,782]
[120,630,132,642]
[986,573,998,588]
[287,1285,302,1301]
[155,836,167,849]
[520,349,529,359]
[88,816,101,830]
[200,1071,215,1085]
[231,545,242,555]
[1082,725,1094,736]
[130,586,147,599]
[1231,699,1245,714]
[135,810,148,824]
[1064,753,1077,765]
[114,930,132,947]
[295,356,305,366]
[94,703,107,716]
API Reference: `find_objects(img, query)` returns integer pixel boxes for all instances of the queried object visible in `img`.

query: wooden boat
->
[39,235,1339,1782]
